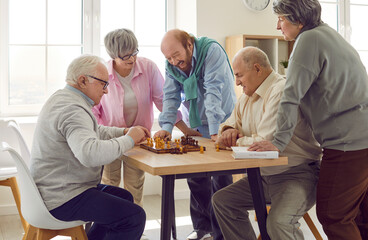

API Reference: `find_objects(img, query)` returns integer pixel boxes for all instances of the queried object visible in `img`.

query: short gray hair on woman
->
[65,54,105,85]
[104,28,138,59]
[234,46,272,70]
[273,0,322,31]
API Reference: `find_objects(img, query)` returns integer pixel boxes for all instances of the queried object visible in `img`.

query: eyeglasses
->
[86,75,109,90]
[119,49,139,61]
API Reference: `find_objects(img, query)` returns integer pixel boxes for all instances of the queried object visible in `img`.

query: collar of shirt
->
[65,84,95,106]
[253,70,277,100]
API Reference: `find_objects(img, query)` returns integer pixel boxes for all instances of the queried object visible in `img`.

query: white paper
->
[231,146,279,159]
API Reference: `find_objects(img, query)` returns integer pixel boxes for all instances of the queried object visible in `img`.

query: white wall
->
[175,0,197,34]
[0,0,283,215]
[176,0,282,46]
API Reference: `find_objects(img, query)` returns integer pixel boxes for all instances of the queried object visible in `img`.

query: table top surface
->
[122,136,288,176]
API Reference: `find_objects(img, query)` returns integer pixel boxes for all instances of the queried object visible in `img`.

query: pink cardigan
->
[93,57,182,130]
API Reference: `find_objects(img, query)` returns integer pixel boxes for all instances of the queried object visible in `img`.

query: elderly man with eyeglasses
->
[30,54,150,240]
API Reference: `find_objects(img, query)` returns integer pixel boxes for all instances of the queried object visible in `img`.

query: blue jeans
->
[50,184,146,240]
[189,124,233,240]
[188,175,233,240]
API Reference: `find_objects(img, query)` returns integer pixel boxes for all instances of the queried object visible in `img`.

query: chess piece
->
[216,143,220,152]
[200,146,204,154]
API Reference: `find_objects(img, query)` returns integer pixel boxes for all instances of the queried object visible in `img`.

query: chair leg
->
[69,225,88,240]
[37,229,57,240]
[23,224,37,240]
[22,224,87,240]
[303,212,323,240]
[0,177,28,231]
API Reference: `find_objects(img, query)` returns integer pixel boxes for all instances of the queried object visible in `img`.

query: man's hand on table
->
[248,140,280,152]
[217,128,243,147]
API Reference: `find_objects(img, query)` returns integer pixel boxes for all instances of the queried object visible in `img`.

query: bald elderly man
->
[154,29,236,240]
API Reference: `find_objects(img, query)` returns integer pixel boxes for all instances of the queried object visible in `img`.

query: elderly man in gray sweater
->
[30,54,150,240]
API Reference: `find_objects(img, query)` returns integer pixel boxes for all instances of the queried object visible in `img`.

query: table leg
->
[172,203,177,240]
[161,175,175,240]
[247,168,270,240]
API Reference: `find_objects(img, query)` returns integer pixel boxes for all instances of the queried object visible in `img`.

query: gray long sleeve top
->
[30,86,135,210]
[272,23,368,152]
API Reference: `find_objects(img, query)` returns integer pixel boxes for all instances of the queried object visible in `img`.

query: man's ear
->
[187,39,193,52]
[254,63,262,73]
[298,22,304,30]
[77,75,88,89]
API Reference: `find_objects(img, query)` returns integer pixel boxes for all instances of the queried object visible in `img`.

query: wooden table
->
[122,137,287,240]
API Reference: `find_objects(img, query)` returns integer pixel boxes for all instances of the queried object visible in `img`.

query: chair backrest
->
[0,142,84,229]
[0,120,31,167]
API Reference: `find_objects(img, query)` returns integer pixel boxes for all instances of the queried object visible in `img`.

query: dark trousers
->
[317,148,368,240]
[188,175,233,240]
[50,184,146,240]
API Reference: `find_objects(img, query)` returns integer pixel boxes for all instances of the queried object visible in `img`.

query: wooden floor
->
[0,195,327,240]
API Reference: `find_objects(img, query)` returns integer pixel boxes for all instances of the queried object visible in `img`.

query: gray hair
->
[234,46,272,70]
[273,0,322,31]
[65,54,105,85]
[104,28,138,59]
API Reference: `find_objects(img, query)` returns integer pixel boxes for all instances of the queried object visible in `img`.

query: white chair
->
[6,120,31,165]
[0,142,87,240]
[0,119,29,230]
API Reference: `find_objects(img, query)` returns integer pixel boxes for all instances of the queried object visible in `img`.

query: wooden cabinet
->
[225,34,294,97]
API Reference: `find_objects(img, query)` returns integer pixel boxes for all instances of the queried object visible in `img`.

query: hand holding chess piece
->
[126,126,151,145]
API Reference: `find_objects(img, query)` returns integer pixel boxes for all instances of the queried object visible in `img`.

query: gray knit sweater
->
[272,23,368,152]
[30,86,135,210]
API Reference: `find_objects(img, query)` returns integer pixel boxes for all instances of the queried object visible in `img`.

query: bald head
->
[233,46,272,71]
[161,29,194,52]
[161,29,195,75]
[232,47,273,96]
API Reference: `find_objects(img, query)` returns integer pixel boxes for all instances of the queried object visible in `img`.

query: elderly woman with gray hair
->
[250,0,368,239]
[92,29,193,209]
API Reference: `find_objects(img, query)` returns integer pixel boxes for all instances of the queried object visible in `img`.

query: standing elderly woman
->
[93,29,193,207]
[249,0,368,239]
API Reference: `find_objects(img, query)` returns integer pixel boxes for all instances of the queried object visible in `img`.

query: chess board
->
[139,136,206,154]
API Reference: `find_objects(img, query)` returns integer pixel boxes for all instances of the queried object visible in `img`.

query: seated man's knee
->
[127,191,134,203]
[113,205,146,231]
[266,210,302,237]
[133,206,146,227]
[212,189,228,211]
